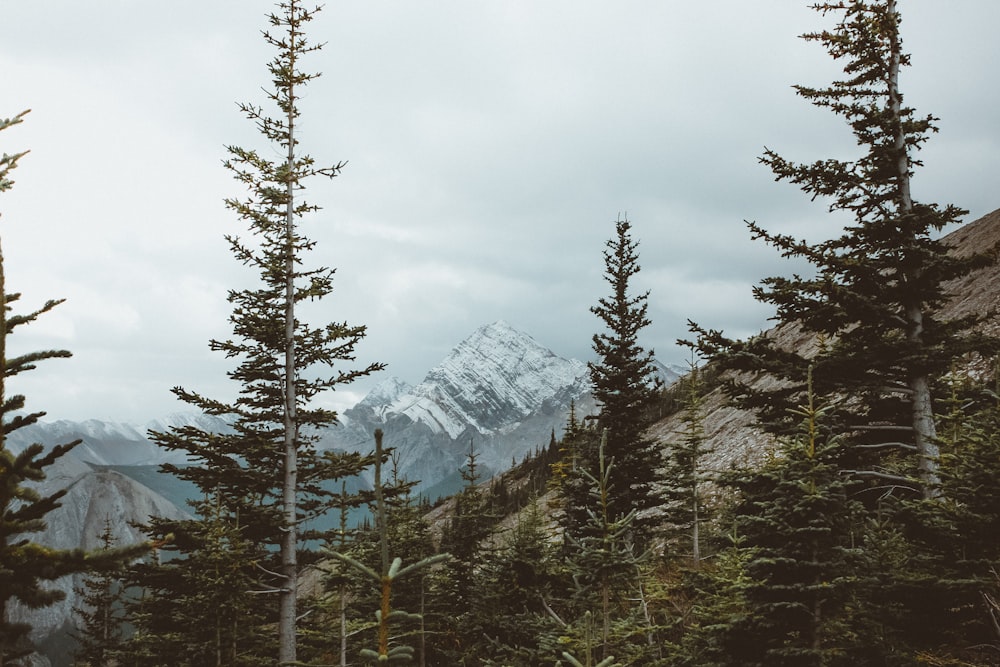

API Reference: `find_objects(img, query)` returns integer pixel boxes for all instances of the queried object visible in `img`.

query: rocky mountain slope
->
[9,451,188,666]
[649,206,1000,477]
[320,320,602,492]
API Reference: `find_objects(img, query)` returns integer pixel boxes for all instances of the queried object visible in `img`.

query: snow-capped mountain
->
[5,413,233,466]
[322,320,596,491]
[11,321,674,494]
[652,359,686,387]
[386,320,588,439]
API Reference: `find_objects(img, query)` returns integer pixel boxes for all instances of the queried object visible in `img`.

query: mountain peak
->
[358,376,413,409]
[388,321,587,439]
[328,321,593,491]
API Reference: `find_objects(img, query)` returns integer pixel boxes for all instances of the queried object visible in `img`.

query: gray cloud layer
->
[2,1,998,421]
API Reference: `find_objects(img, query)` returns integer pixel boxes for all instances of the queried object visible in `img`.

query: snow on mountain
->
[324,321,595,491]
[145,411,235,435]
[391,320,589,439]
[4,412,232,466]
[356,376,414,415]
[652,360,686,387]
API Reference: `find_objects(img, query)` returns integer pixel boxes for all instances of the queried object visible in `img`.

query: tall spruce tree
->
[587,216,662,544]
[0,110,148,665]
[148,2,382,663]
[690,1,995,500]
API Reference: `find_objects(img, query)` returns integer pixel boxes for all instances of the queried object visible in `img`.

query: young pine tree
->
[326,430,447,665]
[563,431,652,665]
[690,0,997,501]
[72,519,130,667]
[0,109,148,665]
[469,497,563,666]
[431,439,497,664]
[714,373,866,666]
[148,2,383,663]
[660,360,713,567]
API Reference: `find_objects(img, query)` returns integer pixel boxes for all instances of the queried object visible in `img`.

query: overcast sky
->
[2,1,998,424]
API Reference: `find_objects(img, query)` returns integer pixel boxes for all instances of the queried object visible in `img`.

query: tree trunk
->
[278,6,300,662]
[886,0,939,498]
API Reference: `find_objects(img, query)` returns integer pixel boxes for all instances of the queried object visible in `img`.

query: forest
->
[3,1,1000,665]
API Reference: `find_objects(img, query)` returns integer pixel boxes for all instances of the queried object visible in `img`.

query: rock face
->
[322,321,599,491]
[8,450,188,664]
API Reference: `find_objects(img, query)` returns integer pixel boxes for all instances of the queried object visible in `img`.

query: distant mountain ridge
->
[12,320,679,494]
[371,320,590,437]
[322,320,600,491]
[5,413,233,467]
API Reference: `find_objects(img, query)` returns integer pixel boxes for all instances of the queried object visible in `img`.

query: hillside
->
[646,207,1000,477]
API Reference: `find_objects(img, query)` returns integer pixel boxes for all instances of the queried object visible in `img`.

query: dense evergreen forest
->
[3,1,1000,665]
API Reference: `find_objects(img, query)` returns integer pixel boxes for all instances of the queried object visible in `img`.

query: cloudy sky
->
[2,1,998,424]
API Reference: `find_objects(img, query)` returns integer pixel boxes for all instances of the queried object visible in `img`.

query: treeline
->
[3,0,1000,665]
[66,364,1000,666]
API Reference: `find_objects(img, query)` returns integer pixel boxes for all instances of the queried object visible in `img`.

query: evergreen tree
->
[122,500,269,667]
[549,401,583,503]
[431,439,496,664]
[326,430,447,665]
[690,0,996,500]
[563,431,652,664]
[668,530,758,667]
[147,2,382,663]
[713,374,866,666]
[0,109,148,665]
[468,497,562,666]
[661,360,713,566]
[72,519,129,667]
[863,365,1000,663]
[327,452,436,665]
[588,216,663,542]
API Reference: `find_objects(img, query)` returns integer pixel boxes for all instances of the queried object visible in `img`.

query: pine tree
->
[146,2,382,663]
[661,360,713,566]
[0,109,148,665]
[72,519,129,667]
[431,439,496,664]
[863,364,1000,663]
[690,0,997,501]
[713,373,866,666]
[122,500,269,666]
[468,497,563,666]
[669,529,758,667]
[325,452,436,665]
[326,430,447,665]
[588,216,663,543]
[563,431,651,664]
